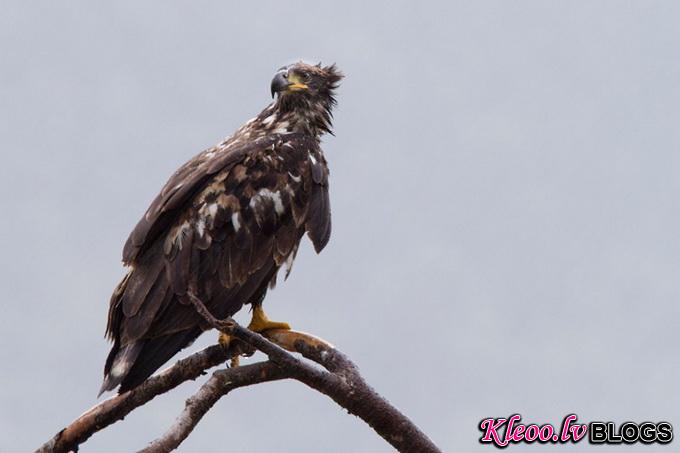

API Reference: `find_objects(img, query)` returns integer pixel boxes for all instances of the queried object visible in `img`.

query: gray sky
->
[2,1,680,452]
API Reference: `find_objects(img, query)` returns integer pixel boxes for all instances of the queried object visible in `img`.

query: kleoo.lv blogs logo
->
[479,414,673,448]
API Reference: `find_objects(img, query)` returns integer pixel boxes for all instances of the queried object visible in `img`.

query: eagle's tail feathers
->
[117,327,202,394]
[98,341,143,397]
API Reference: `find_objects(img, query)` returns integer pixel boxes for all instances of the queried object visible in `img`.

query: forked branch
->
[36,294,441,453]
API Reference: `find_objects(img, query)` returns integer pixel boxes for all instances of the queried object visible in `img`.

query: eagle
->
[100,62,342,395]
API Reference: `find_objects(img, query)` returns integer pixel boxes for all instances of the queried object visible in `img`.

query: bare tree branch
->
[37,293,441,453]
[138,362,289,453]
[146,293,442,453]
[265,330,441,453]
[35,343,237,453]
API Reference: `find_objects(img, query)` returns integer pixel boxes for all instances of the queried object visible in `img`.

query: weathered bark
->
[36,293,441,453]
[138,362,288,453]
[36,344,233,453]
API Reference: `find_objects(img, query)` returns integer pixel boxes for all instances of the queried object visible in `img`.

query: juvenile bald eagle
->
[100,62,342,394]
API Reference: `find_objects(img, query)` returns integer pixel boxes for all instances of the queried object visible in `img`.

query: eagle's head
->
[270,62,343,136]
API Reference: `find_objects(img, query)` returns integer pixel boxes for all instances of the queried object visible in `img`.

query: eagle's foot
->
[218,332,232,349]
[218,333,248,367]
[248,305,291,333]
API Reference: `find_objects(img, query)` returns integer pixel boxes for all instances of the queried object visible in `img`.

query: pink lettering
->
[525,424,539,441]
[480,418,509,447]
[479,414,589,447]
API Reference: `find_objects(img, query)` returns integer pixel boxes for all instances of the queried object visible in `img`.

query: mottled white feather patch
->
[250,188,285,215]
[231,212,241,232]
[166,220,191,253]
[110,361,129,378]
[196,219,206,237]
[262,114,276,126]
[274,121,290,134]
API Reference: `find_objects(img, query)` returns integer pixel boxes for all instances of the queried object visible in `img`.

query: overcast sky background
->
[2,2,680,452]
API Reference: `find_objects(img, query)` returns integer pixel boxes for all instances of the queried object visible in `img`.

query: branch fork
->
[36,293,441,453]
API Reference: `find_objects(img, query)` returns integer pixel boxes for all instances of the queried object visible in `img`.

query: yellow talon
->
[248,305,291,333]
[218,332,232,349]
[218,333,242,367]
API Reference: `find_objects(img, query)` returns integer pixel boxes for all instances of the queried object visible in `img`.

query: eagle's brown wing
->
[123,135,268,265]
[101,132,330,393]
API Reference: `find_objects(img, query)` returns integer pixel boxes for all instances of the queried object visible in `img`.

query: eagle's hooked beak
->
[270,70,308,98]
